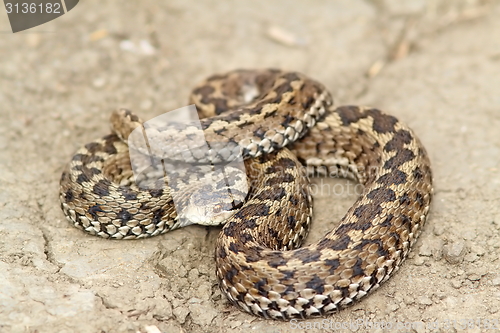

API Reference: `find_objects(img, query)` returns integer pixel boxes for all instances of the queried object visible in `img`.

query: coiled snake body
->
[60,69,433,319]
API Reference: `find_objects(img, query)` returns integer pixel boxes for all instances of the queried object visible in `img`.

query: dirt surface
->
[1,1,500,332]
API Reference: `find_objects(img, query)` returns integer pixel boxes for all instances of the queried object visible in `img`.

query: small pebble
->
[462,229,477,240]
[228,320,243,328]
[470,243,486,256]
[188,268,199,282]
[491,277,500,286]
[387,302,399,312]
[89,29,108,41]
[443,241,466,264]
[419,240,433,257]
[266,26,305,47]
[451,279,462,289]
[120,40,136,52]
[417,296,433,305]
[188,302,218,326]
[367,60,385,78]
[139,39,156,55]
[92,77,106,88]
[413,256,425,266]
[119,39,156,55]
[433,224,445,236]
[173,306,189,324]
[419,237,443,259]
[157,257,187,278]
[464,253,478,262]
[467,273,481,281]
[144,325,162,333]
[435,291,446,300]
[188,297,203,304]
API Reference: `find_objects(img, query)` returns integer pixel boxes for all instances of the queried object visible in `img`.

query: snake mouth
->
[180,192,246,226]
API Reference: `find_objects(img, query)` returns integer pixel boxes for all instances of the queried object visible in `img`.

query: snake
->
[59,69,433,320]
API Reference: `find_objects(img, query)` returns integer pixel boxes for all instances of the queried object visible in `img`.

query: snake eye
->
[213,204,222,213]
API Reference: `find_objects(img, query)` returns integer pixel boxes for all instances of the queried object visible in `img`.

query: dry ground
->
[1,1,500,332]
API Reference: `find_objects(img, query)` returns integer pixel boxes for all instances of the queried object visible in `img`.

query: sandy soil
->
[1,1,500,332]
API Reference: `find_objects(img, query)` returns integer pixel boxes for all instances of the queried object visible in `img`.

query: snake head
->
[181,195,244,226]
[176,166,248,227]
